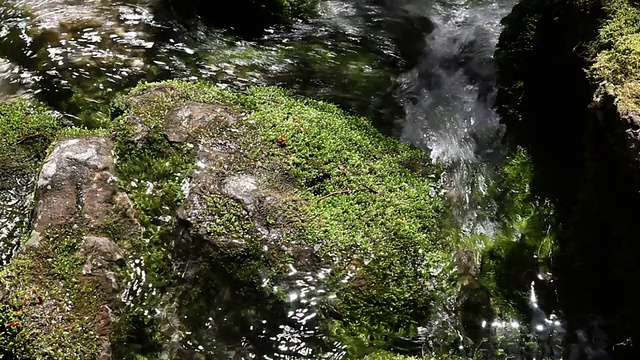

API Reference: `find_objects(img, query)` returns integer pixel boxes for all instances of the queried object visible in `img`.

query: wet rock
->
[288,245,323,272]
[96,82,453,358]
[1,135,131,358]
[33,137,117,231]
[24,230,42,249]
[164,102,239,143]
[123,115,150,142]
[95,305,116,359]
[80,236,125,292]
[157,298,189,360]
[165,102,279,248]
[80,236,125,264]
[454,248,478,278]
[222,174,260,211]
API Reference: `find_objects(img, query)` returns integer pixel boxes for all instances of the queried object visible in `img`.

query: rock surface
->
[169,103,286,248]
[34,137,117,231]
[0,135,132,359]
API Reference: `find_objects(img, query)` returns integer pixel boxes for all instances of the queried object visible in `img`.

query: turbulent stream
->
[0,0,571,358]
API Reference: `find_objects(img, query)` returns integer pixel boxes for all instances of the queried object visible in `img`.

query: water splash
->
[395,0,574,358]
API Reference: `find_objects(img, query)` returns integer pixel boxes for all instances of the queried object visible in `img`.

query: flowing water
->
[0,0,571,358]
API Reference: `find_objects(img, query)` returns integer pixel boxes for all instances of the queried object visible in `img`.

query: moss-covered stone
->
[0,221,107,359]
[0,131,140,358]
[0,80,456,358]
[104,80,454,358]
[589,0,640,114]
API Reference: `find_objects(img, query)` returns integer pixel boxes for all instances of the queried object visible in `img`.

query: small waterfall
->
[396,0,569,358]
[398,0,513,236]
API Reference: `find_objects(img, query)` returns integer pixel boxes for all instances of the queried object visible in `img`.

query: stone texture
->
[25,136,130,359]
[166,103,263,246]
[164,102,239,143]
[222,174,259,211]
[80,236,125,293]
[33,137,117,231]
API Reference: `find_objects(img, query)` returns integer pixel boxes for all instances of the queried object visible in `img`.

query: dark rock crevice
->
[495,0,640,356]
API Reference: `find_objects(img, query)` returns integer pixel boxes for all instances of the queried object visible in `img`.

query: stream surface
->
[0,0,570,358]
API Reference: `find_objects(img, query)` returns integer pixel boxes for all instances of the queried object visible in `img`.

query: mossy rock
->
[0,80,457,358]
[589,0,640,114]
[0,129,136,357]
[106,80,456,358]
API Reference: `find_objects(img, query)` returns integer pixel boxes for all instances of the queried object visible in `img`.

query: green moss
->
[0,221,104,358]
[203,194,256,239]
[108,80,453,357]
[589,0,640,113]
[109,110,198,315]
[0,102,59,146]
[0,101,59,182]
[475,149,555,318]
[242,86,450,354]
[363,352,421,360]
[55,126,110,140]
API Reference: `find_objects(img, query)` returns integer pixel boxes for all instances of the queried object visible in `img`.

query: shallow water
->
[0,0,411,131]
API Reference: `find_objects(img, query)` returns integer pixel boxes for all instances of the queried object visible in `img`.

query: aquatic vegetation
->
[479,148,555,315]
[495,0,640,355]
